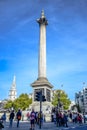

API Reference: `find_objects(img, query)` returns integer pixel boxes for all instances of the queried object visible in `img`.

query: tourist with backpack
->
[16,109,21,127]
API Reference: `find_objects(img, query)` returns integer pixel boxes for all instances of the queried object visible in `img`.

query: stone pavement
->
[36,122,87,130]
[2,121,87,130]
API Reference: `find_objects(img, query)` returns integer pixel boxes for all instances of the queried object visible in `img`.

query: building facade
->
[9,75,17,101]
[75,87,87,113]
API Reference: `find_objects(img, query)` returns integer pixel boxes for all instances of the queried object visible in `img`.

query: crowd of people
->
[0,109,22,128]
[51,109,84,128]
[0,109,44,130]
[0,108,87,130]
[26,109,45,130]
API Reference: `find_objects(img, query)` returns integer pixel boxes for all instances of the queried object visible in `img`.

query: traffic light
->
[35,91,40,101]
[42,95,46,102]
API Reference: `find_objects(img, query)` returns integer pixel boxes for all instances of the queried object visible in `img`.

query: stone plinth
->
[31,77,53,102]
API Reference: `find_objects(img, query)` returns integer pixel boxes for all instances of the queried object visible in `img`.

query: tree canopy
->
[4,93,32,111]
[52,89,71,110]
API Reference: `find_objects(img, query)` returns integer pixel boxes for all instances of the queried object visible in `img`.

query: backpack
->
[17,111,21,120]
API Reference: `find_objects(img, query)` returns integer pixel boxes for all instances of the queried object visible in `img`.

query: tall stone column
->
[37,10,48,78]
[31,10,53,103]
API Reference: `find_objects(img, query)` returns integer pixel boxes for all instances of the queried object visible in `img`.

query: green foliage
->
[52,89,71,110]
[4,93,32,111]
[4,100,13,109]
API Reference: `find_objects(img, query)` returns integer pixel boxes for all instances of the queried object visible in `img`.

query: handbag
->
[18,116,21,120]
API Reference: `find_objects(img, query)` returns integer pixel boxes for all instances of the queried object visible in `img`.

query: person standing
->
[16,109,21,128]
[30,109,35,130]
[9,110,15,127]
[1,112,6,125]
[26,112,30,121]
[0,112,5,129]
[53,112,56,124]
[63,113,68,127]
[1,112,6,122]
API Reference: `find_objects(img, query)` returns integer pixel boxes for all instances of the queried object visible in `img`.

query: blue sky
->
[0,0,87,101]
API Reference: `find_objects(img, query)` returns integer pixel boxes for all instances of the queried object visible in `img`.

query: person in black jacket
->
[9,110,15,127]
[16,109,21,127]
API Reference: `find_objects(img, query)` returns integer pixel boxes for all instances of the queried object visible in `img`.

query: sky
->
[0,0,87,101]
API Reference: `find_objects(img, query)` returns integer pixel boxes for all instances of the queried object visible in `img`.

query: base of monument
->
[29,101,53,112]
[28,101,53,122]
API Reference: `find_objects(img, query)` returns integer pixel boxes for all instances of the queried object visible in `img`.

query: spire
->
[9,75,17,101]
[41,10,45,18]
[13,75,16,84]
[11,75,16,89]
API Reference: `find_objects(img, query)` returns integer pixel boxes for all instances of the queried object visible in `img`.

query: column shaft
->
[38,24,46,78]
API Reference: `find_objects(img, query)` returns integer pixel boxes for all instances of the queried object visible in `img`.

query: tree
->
[52,89,71,110]
[4,100,13,110]
[4,93,32,111]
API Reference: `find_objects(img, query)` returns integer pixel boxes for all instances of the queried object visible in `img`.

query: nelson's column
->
[31,10,54,111]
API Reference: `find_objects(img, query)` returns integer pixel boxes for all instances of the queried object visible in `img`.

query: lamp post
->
[57,88,64,112]
[57,91,61,112]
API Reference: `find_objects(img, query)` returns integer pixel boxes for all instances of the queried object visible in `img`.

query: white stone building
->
[83,88,87,113]
[9,75,17,101]
[75,87,87,113]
